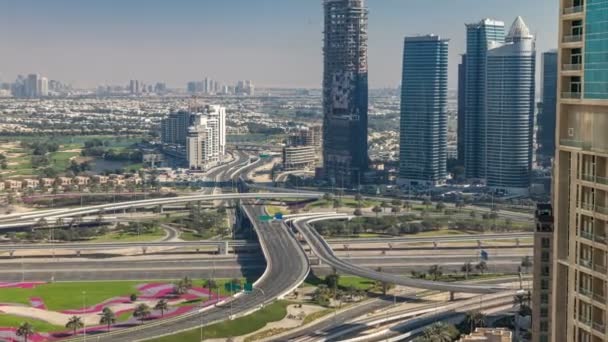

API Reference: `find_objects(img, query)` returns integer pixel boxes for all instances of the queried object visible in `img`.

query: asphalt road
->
[293,217,506,294]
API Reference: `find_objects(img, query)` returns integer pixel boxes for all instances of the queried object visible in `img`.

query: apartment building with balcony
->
[552,0,608,341]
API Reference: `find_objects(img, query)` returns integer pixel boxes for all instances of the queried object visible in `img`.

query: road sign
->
[259,215,274,222]
[225,283,242,292]
[244,283,253,292]
[480,250,489,261]
[274,212,283,220]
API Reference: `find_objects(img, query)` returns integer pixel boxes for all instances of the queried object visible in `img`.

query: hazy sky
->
[0,0,558,89]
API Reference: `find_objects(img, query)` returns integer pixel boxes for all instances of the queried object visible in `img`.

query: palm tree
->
[464,310,486,333]
[100,307,116,332]
[16,322,34,342]
[203,279,219,301]
[391,206,401,216]
[421,322,455,342]
[65,316,84,337]
[428,265,443,281]
[461,262,473,280]
[372,205,382,217]
[154,299,169,317]
[134,303,152,324]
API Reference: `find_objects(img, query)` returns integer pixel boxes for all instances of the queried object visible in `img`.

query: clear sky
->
[0,0,558,89]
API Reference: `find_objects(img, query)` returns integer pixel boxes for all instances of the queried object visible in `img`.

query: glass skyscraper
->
[464,19,505,180]
[322,0,369,187]
[398,35,448,186]
[538,50,558,162]
[485,17,536,195]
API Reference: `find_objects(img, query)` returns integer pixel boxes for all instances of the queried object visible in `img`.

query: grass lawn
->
[0,315,64,332]
[0,279,238,313]
[88,230,166,243]
[338,276,376,290]
[265,205,287,216]
[0,281,146,311]
[412,229,472,237]
[48,151,80,172]
[307,198,380,210]
[149,300,291,342]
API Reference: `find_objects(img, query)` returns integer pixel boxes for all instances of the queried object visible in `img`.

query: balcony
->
[563,63,583,71]
[563,5,584,15]
[562,91,582,99]
[582,230,595,241]
[580,174,608,186]
[563,34,583,43]
[594,292,606,303]
[580,258,593,269]
[593,321,606,334]
[561,139,586,148]
[580,202,595,211]
[580,287,593,297]
[594,264,608,274]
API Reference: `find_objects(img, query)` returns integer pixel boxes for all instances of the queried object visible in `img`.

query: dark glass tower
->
[399,35,449,187]
[538,50,558,161]
[464,19,505,180]
[322,0,369,187]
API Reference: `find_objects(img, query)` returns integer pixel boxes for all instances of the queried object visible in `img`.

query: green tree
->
[133,303,152,324]
[463,310,486,333]
[16,322,34,342]
[65,316,84,336]
[391,206,401,216]
[154,299,169,317]
[476,261,488,274]
[461,262,473,280]
[372,205,382,217]
[428,265,443,281]
[520,256,532,274]
[325,273,341,296]
[100,307,116,332]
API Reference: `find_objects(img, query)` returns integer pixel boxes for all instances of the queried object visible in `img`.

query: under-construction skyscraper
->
[322,0,369,187]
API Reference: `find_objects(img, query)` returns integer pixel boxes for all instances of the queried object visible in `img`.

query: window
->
[542,238,551,248]
[542,279,550,290]
[541,293,549,304]
[541,307,549,318]
[542,251,550,262]
[541,321,549,332]
[542,266,551,277]
[540,335,549,342]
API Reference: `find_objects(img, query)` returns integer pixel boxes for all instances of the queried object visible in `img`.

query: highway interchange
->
[0,150,535,341]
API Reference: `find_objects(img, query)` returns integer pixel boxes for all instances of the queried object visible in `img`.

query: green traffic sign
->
[259,215,274,222]
[244,283,253,292]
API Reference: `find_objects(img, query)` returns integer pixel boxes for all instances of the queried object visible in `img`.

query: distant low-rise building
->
[40,178,55,188]
[57,177,72,187]
[73,176,90,186]
[22,179,39,189]
[283,146,316,171]
[92,175,109,184]
[5,180,22,191]
[458,328,512,342]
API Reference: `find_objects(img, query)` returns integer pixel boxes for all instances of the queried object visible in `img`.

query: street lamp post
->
[82,291,87,342]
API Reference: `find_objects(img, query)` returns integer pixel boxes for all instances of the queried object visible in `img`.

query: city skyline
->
[0,0,556,89]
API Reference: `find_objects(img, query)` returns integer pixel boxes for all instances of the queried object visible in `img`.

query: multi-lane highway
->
[292,216,506,294]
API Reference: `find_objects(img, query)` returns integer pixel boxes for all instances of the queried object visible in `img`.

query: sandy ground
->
[248,159,279,183]
[0,298,165,326]
[205,304,324,342]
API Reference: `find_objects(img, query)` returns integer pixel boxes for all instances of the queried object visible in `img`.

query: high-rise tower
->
[538,50,558,164]
[485,16,536,195]
[550,0,608,341]
[398,35,449,187]
[322,0,369,187]
[464,19,505,180]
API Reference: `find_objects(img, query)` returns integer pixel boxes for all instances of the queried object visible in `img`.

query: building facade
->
[485,17,536,195]
[464,19,505,180]
[161,105,226,170]
[551,0,608,341]
[533,204,554,342]
[458,54,467,165]
[398,35,448,187]
[283,146,317,171]
[322,0,369,187]
[538,51,559,163]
